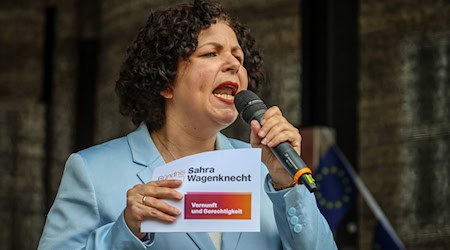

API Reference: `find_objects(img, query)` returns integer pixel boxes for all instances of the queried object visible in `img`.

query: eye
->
[203,51,218,57]
[234,55,243,63]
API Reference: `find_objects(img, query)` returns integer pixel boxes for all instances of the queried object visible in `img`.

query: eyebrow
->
[197,42,243,52]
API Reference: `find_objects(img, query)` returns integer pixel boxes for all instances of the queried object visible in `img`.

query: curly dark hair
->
[115,0,264,131]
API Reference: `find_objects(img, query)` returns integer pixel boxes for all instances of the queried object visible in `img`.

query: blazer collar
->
[185,232,241,250]
[127,123,235,168]
[127,123,164,184]
[186,233,215,250]
[127,122,162,167]
[129,126,237,185]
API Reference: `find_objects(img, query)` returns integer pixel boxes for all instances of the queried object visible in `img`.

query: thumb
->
[249,120,262,147]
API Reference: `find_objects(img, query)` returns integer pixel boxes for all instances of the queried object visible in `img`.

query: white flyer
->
[141,148,261,232]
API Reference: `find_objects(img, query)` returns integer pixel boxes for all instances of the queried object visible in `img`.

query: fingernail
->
[258,129,265,137]
[261,138,267,145]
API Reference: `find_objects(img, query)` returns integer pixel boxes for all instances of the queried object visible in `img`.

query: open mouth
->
[213,81,238,101]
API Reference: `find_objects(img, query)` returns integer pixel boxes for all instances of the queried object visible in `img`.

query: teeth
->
[214,93,234,100]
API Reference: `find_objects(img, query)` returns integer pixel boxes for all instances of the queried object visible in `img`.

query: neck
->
[151,124,216,162]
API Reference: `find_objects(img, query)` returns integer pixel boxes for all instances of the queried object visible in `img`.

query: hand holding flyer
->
[141,148,261,232]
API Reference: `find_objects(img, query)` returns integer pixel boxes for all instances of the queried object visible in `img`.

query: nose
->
[223,54,241,74]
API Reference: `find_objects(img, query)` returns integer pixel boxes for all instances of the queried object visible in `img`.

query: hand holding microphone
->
[234,90,316,193]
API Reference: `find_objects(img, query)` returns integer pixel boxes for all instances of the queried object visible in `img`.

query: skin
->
[124,22,301,239]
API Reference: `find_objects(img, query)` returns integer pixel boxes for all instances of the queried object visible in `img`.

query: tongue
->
[213,86,233,95]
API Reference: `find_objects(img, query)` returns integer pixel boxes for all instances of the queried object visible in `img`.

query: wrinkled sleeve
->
[38,153,153,250]
[264,175,337,250]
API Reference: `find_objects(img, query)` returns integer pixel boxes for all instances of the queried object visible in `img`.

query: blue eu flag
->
[372,222,405,250]
[314,145,356,230]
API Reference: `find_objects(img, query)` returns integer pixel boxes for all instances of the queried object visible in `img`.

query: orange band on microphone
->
[294,167,312,184]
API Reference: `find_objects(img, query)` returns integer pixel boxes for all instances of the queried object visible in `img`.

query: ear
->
[160,88,173,99]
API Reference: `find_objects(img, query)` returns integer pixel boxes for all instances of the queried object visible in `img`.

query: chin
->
[209,108,238,127]
[215,114,238,128]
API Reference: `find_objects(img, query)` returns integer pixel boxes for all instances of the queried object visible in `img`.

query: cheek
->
[239,68,249,90]
[197,70,215,91]
[181,63,209,89]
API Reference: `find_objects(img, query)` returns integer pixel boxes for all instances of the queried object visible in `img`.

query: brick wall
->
[359,0,450,248]
[0,0,448,249]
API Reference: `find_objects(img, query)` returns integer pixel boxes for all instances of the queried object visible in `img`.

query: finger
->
[263,121,299,147]
[257,107,284,138]
[142,180,183,200]
[129,201,179,223]
[250,120,262,146]
[148,179,182,188]
[124,184,182,236]
[258,116,287,142]
[258,114,289,143]
[258,110,301,150]
[143,185,184,200]
[260,106,282,125]
[141,196,181,217]
[266,129,301,150]
[142,205,179,222]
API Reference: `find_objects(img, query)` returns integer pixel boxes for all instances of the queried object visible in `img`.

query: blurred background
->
[0,0,449,249]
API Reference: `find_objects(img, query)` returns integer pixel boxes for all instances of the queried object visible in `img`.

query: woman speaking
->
[38,0,337,249]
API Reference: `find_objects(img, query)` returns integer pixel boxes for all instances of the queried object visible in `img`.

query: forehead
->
[197,22,239,45]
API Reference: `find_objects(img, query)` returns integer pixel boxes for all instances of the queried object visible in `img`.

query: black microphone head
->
[234,90,267,124]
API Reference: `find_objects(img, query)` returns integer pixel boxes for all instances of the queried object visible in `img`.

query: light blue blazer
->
[38,123,336,250]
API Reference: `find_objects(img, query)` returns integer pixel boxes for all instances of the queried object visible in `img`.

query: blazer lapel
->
[128,128,237,184]
[187,233,217,250]
[222,232,242,250]
[215,133,236,150]
[127,122,165,184]
[186,232,241,250]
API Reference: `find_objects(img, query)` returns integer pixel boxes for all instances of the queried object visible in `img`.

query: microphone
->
[234,90,316,193]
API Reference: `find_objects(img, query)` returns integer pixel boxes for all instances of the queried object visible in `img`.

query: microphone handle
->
[271,142,317,192]
[252,112,316,193]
